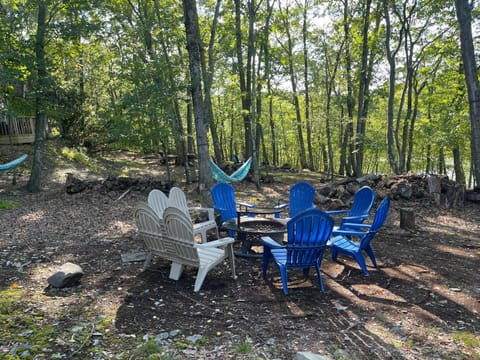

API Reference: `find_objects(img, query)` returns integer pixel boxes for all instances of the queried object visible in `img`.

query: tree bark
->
[27,3,48,192]
[455,0,480,188]
[182,0,213,192]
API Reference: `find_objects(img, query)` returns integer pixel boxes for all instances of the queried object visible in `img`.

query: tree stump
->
[427,175,442,205]
[400,208,415,230]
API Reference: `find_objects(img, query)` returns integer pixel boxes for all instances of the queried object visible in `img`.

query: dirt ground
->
[0,146,479,359]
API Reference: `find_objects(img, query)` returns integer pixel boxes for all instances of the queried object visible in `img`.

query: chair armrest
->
[261,236,284,249]
[274,203,288,210]
[340,222,372,230]
[331,229,366,237]
[237,202,255,210]
[339,215,369,226]
[196,237,235,248]
[325,209,349,215]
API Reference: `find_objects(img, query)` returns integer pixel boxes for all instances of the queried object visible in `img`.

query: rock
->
[296,352,332,360]
[47,262,84,288]
[328,198,346,210]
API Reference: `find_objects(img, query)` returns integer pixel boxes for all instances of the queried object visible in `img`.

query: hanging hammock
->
[0,154,28,173]
[210,157,252,183]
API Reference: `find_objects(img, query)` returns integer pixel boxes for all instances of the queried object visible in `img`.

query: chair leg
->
[227,245,237,279]
[169,262,184,280]
[194,267,209,292]
[278,265,289,295]
[354,254,369,275]
[315,264,325,293]
[262,247,272,278]
[331,248,338,261]
[365,246,378,268]
[199,231,206,244]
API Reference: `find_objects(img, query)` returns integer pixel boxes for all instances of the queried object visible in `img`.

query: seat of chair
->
[197,247,226,265]
[328,236,360,252]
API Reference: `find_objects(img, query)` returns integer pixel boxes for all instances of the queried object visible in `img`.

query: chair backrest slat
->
[349,186,375,218]
[211,182,237,223]
[285,209,334,267]
[359,197,390,249]
[163,206,200,266]
[289,182,316,218]
[147,189,169,219]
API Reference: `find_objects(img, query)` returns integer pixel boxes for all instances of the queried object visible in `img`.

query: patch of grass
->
[173,341,189,349]
[234,342,253,354]
[61,147,98,170]
[133,339,177,359]
[0,199,22,210]
[0,288,59,357]
[453,331,480,348]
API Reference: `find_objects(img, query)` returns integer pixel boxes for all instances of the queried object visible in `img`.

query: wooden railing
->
[0,117,35,144]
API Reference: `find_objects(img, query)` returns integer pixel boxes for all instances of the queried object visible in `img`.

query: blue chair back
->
[211,182,237,223]
[289,182,316,218]
[359,197,390,250]
[285,209,334,267]
[350,186,375,216]
[338,186,375,228]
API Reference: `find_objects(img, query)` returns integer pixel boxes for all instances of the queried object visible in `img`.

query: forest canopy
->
[1,0,479,190]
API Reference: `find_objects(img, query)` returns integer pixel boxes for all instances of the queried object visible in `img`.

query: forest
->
[1,0,480,192]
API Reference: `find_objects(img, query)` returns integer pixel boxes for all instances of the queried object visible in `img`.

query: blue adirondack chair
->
[275,181,316,219]
[211,183,254,236]
[326,186,375,229]
[329,196,390,275]
[262,208,334,294]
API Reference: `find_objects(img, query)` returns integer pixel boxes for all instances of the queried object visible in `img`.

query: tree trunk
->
[302,0,314,171]
[282,4,307,169]
[455,0,480,188]
[200,0,222,163]
[452,147,466,185]
[182,0,213,193]
[27,3,48,193]
[383,0,400,174]
[234,0,252,159]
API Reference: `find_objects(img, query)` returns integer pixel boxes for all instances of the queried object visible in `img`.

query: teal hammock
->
[0,154,28,173]
[210,157,252,183]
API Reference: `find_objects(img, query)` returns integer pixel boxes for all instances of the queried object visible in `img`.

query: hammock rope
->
[210,157,252,183]
[0,154,28,173]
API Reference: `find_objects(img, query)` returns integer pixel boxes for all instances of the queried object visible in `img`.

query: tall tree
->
[455,0,480,188]
[182,0,214,191]
[27,2,49,192]
[279,3,308,169]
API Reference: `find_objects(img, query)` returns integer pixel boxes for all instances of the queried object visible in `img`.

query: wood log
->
[399,208,415,229]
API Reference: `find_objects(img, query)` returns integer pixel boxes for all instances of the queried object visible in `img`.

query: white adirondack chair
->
[147,189,169,218]
[168,187,219,243]
[163,206,236,292]
[134,202,167,271]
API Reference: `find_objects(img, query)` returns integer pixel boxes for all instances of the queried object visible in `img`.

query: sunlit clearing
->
[20,210,45,222]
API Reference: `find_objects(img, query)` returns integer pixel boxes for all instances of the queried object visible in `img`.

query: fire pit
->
[222,218,287,258]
